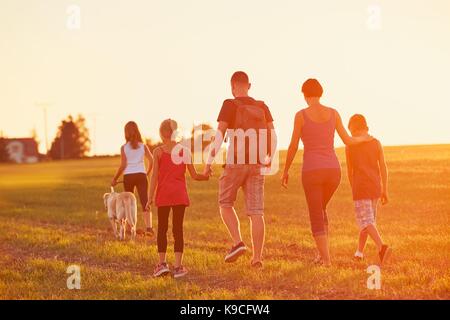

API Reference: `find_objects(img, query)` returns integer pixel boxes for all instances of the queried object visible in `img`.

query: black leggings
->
[157,205,186,253]
[123,173,148,209]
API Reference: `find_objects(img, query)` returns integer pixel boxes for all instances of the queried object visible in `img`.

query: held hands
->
[203,165,213,178]
[281,171,289,189]
[201,167,213,181]
[145,200,153,211]
[111,178,118,187]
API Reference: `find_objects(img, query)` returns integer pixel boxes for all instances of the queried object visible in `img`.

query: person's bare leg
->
[315,223,329,261]
[220,207,243,246]
[158,252,167,264]
[250,215,265,262]
[358,229,369,253]
[314,234,331,266]
[174,252,183,268]
[143,210,152,229]
[365,224,383,251]
[315,223,329,259]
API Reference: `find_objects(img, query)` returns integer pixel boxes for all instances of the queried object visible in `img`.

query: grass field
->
[0,145,449,300]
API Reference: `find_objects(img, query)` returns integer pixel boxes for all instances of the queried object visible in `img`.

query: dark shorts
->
[123,173,149,210]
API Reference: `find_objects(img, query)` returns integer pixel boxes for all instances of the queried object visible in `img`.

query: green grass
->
[0,145,449,299]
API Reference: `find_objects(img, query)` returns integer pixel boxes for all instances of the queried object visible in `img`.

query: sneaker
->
[313,254,323,265]
[153,262,170,277]
[354,252,364,261]
[251,260,263,269]
[224,242,247,263]
[173,266,188,279]
[379,245,392,265]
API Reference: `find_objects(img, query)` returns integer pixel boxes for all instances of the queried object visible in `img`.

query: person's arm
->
[281,112,303,188]
[204,121,228,175]
[265,121,277,166]
[111,146,126,186]
[144,144,154,176]
[378,141,389,205]
[345,147,353,188]
[186,149,209,181]
[146,148,160,209]
[335,110,372,146]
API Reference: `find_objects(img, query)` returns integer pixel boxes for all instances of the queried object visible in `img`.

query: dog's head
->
[103,193,111,210]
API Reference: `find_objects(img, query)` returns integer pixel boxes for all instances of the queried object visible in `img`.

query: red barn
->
[0,138,40,163]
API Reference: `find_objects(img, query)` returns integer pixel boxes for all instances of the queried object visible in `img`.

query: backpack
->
[228,99,269,164]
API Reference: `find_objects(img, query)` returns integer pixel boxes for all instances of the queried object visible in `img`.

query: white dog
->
[103,187,137,241]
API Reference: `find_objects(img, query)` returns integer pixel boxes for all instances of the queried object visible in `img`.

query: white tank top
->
[123,142,146,175]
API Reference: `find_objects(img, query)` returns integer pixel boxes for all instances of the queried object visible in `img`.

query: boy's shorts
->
[354,199,378,230]
[218,164,265,216]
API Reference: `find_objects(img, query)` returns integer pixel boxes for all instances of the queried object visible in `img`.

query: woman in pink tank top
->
[147,119,210,278]
[281,79,372,266]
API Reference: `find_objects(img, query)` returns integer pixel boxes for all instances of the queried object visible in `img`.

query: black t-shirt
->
[217,97,274,128]
[346,139,382,201]
[217,97,274,164]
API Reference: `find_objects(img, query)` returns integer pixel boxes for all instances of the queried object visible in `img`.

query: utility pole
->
[36,102,51,153]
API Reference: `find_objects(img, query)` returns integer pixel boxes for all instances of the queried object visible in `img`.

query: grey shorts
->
[354,199,378,230]
[218,164,265,216]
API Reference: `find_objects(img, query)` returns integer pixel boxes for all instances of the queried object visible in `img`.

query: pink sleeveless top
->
[301,108,340,172]
[155,148,190,207]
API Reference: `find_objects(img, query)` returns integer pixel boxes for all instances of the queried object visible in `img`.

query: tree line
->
[1,115,212,161]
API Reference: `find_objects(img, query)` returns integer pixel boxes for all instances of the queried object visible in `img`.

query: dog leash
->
[110,180,124,193]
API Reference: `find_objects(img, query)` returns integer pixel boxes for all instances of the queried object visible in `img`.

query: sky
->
[1,0,449,155]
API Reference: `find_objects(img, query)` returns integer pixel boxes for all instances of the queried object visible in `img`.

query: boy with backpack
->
[204,71,276,268]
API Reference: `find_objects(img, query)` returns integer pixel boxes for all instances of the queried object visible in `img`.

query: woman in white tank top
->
[112,121,154,236]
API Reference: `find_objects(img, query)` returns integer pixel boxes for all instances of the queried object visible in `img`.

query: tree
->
[146,138,163,153]
[49,115,91,160]
[189,123,213,153]
[0,138,6,162]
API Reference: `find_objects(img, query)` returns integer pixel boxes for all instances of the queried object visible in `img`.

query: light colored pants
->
[354,199,379,230]
[218,164,265,216]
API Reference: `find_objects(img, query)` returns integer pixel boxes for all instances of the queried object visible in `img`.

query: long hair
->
[124,121,143,149]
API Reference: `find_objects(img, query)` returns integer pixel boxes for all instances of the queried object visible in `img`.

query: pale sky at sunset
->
[1,0,449,155]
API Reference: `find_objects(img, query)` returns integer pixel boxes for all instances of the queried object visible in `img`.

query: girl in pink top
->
[147,119,209,278]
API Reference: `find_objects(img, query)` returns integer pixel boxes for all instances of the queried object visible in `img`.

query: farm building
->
[0,138,40,163]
